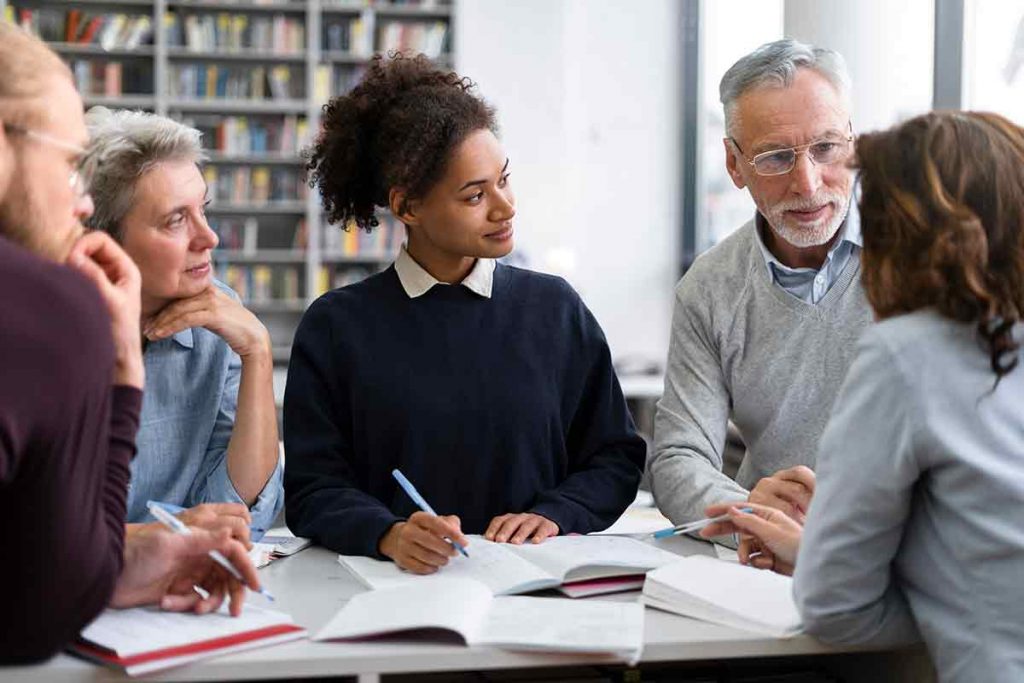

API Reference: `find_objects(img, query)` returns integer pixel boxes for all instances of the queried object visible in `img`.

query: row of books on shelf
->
[169,64,300,100]
[207,218,303,252]
[323,218,405,257]
[218,263,384,304]
[72,60,150,98]
[203,166,306,204]
[319,266,378,293]
[211,216,404,258]
[165,12,306,53]
[323,17,364,53]
[8,7,153,50]
[183,114,310,156]
[378,20,448,59]
[315,64,366,101]
[221,264,302,304]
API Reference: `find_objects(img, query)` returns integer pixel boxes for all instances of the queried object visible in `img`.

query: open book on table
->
[642,555,802,638]
[339,534,682,598]
[71,603,306,676]
[315,577,644,662]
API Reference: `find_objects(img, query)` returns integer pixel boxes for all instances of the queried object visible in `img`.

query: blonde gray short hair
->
[84,107,207,239]
[719,39,852,139]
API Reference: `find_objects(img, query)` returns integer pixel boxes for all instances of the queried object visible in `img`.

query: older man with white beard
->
[649,40,872,548]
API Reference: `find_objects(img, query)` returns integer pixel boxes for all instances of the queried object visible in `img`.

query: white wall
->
[455,0,682,365]
[784,0,935,133]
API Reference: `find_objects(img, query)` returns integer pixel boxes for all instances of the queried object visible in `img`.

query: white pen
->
[146,500,275,602]
[652,507,755,539]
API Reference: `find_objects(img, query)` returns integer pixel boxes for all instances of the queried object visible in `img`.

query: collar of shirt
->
[169,328,195,349]
[754,197,862,280]
[394,246,495,299]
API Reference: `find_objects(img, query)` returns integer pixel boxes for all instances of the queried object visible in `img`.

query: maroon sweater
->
[0,237,142,663]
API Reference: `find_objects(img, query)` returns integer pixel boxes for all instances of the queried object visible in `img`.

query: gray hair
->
[719,39,852,139]
[83,107,207,239]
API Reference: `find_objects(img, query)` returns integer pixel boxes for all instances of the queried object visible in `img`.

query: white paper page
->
[80,603,298,658]
[592,506,672,537]
[480,596,644,660]
[249,542,275,569]
[505,535,681,582]
[643,556,801,636]
[314,579,493,642]
[338,535,557,595]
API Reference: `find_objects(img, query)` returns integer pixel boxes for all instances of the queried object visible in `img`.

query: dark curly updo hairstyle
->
[856,111,1024,381]
[307,53,498,232]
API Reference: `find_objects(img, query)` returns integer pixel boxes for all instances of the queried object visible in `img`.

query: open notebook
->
[642,555,802,638]
[71,603,306,676]
[339,534,682,597]
[315,578,644,663]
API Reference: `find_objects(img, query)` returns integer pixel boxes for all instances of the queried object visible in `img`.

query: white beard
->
[763,191,851,248]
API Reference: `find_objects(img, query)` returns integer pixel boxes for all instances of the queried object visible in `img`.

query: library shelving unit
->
[4,0,454,378]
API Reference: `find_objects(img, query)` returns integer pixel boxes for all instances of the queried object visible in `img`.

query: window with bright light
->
[963,0,1024,124]
[697,0,783,251]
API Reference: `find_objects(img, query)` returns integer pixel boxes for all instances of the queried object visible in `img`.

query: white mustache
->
[774,193,845,214]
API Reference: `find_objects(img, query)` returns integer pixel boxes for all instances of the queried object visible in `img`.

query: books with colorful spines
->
[65,9,82,42]
[72,603,305,677]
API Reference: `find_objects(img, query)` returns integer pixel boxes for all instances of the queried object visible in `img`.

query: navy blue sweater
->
[283,263,644,558]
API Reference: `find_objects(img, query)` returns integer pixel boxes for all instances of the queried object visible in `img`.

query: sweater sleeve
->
[0,278,142,663]
[283,299,401,557]
[793,331,920,646]
[528,298,645,534]
[649,277,748,527]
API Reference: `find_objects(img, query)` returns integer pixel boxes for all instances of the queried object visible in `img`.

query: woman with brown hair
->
[698,111,1024,682]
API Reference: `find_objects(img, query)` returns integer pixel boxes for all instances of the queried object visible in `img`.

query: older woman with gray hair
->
[84,107,282,538]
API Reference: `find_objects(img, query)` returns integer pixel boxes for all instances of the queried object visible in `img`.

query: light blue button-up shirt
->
[754,199,863,304]
[126,281,283,533]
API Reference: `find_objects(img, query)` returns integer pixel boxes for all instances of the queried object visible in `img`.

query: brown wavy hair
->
[856,111,1024,380]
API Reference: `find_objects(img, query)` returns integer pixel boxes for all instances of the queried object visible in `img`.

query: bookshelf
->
[4,0,455,377]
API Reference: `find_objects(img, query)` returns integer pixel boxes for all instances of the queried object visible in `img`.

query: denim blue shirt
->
[126,281,283,532]
[754,198,863,304]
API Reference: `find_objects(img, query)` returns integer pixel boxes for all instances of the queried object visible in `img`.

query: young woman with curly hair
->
[283,54,645,573]
[698,111,1024,682]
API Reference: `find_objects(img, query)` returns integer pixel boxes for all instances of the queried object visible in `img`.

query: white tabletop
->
[7,534,903,682]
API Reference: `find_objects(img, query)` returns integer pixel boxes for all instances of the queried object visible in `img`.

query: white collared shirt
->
[393,246,496,299]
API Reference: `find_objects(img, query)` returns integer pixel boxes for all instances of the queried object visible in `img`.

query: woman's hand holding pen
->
[699,502,803,576]
[111,524,262,616]
[379,511,470,574]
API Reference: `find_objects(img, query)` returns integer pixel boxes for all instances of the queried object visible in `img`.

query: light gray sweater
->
[795,310,1024,683]
[650,218,873,524]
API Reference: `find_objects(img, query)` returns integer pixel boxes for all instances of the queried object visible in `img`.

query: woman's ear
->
[389,187,418,226]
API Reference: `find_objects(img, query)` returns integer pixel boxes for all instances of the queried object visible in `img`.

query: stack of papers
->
[642,555,802,637]
[72,604,306,676]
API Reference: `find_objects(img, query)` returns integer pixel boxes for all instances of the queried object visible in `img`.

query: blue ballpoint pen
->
[145,500,276,602]
[651,507,755,539]
[391,469,469,558]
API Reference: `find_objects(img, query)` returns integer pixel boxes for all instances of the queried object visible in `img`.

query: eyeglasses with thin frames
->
[728,122,854,177]
[2,121,92,198]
